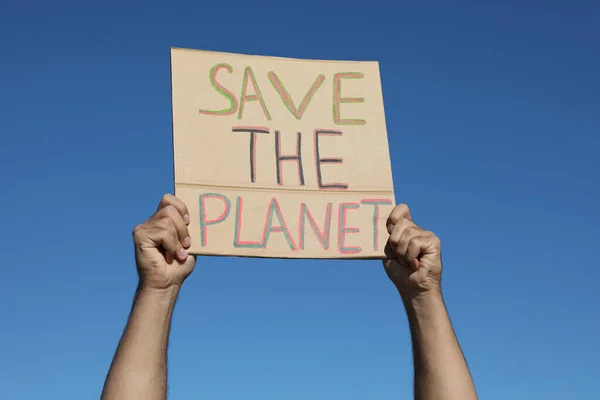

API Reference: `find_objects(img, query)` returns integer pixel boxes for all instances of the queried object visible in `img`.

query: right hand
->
[132,194,196,291]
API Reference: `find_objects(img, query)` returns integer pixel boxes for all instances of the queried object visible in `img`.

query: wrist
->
[400,287,444,317]
[136,282,180,304]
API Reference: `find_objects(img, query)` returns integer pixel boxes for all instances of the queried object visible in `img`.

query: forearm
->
[403,289,477,400]
[101,284,179,400]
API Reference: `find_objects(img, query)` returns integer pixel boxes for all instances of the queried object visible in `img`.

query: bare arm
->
[101,286,179,400]
[403,289,477,400]
[384,204,477,400]
[101,194,196,400]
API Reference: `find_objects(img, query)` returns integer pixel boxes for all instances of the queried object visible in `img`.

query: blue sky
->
[1,1,599,399]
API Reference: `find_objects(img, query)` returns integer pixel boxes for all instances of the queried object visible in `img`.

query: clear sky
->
[1,1,599,399]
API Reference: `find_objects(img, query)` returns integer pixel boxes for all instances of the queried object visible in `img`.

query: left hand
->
[383,204,443,298]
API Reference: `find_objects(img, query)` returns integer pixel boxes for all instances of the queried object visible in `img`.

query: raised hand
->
[383,204,442,298]
[132,194,196,291]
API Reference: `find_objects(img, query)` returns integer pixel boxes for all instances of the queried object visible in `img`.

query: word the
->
[232,126,347,189]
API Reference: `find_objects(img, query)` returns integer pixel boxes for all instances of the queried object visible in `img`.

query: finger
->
[152,205,191,248]
[157,194,190,224]
[383,241,406,269]
[151,217,188,261]
[405,235,430,271]
[384,241,396,260]
[387,204,412,234]
[388,217,418,249]
[397,225,423,260]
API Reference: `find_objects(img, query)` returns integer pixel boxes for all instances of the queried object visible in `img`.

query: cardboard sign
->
[170,47,395,259]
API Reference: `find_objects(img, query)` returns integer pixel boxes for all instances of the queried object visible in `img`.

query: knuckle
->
[159,194,177,210]
[408,235,420,246]
[132,224,143,237]
[394,218,411,231]
[387,204,411,233]
[157,217,174,229]
[398,203,411,217]
[390,204,408,220]
[407,224,421,232]
[163,204,177,216]
[424,230,440,242]
[401,225,421,238]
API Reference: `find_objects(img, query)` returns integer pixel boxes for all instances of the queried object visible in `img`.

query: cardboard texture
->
[170,47,395,259]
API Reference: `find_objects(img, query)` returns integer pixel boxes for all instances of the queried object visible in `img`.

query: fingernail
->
[178,248,188,259]
[183,236,191,247]
[184,214,190,224]
[387,223,394,233]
